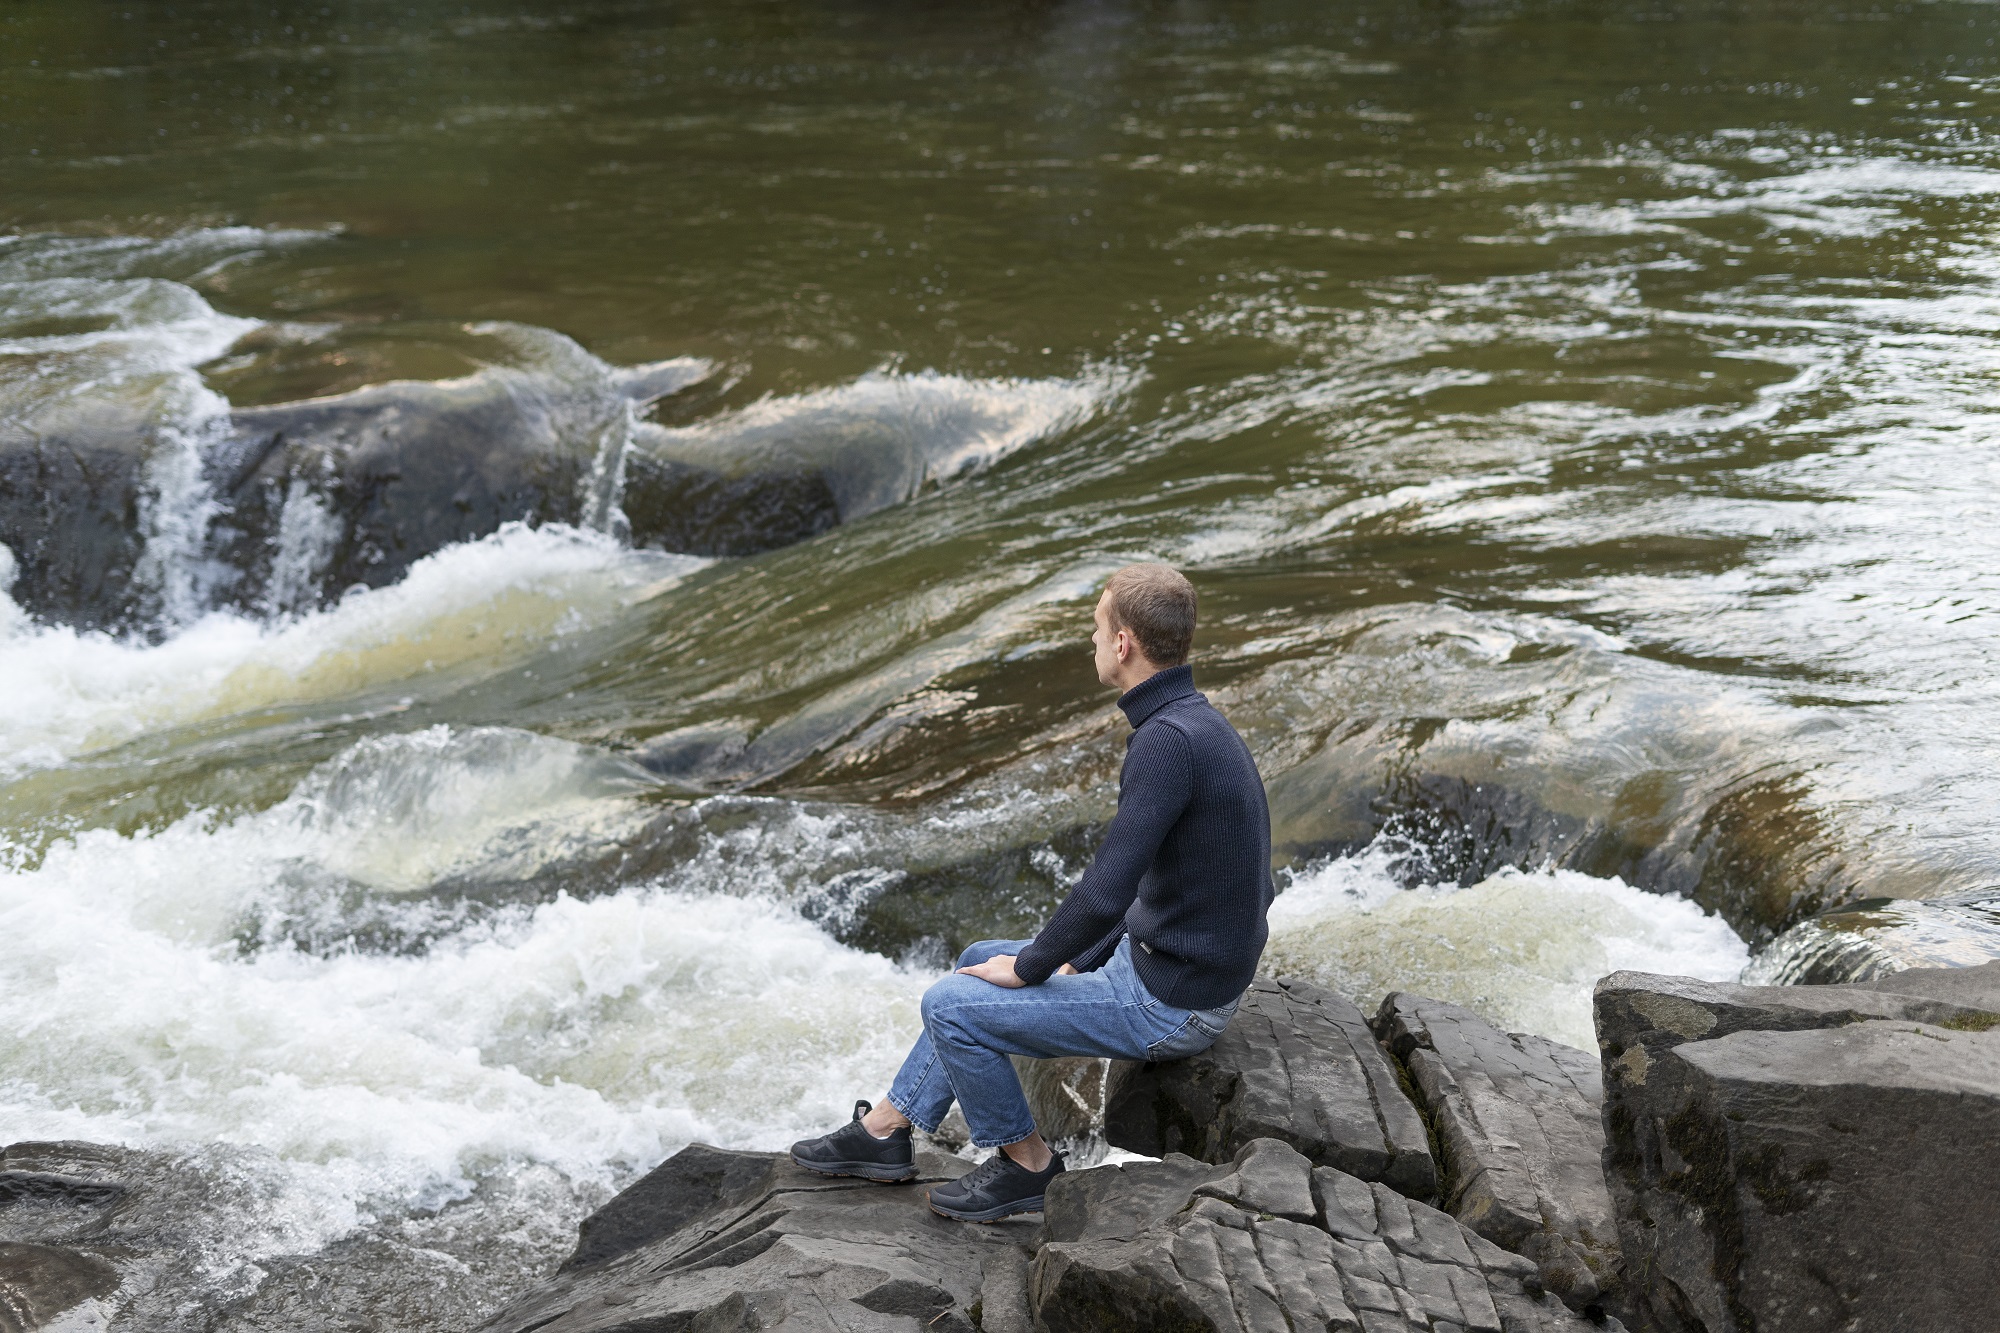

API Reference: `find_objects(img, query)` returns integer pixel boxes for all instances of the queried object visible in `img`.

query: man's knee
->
[954,938,1012,970]
[920,972,995,1033]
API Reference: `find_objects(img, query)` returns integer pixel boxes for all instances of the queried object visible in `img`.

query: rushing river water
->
[4,0,1999,1325]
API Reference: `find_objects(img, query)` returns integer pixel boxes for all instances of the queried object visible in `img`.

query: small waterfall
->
[259,478,343,619]
[130,381,237,628]
[577,393,638,541]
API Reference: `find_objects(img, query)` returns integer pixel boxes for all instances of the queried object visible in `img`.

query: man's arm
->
[1007,724,1194,986]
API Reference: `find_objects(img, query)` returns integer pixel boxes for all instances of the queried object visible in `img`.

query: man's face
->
[1092,591,1123,687]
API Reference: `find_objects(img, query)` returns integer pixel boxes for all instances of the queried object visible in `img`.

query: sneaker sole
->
[789,1153,916,1183]
[926,1191,1045,1223]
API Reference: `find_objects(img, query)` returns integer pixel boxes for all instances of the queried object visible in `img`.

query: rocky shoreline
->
[6,962,1998,1333]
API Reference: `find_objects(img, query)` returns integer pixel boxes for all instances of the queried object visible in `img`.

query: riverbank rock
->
[1595,965,2000,1332]
[1374,993,1621,1318]
[478,1143,1035,1333]
[1103,976,1438,1199]
[1033,1136,1618,1333]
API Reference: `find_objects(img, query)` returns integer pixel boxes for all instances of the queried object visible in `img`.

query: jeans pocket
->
[1145,1014,1220,1063]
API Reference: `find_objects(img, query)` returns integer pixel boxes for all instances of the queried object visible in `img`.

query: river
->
[2,0,1995,1326]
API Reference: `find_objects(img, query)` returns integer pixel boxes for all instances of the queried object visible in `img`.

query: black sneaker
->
[926,1149,1065,1222]
[789,1101,916,1183]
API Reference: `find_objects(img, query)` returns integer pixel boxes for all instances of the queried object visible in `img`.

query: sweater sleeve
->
[1015,723,1194,985]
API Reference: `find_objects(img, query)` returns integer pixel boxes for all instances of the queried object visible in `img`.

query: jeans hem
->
[969,1127,1041,1151]
[883,1094,941,1136]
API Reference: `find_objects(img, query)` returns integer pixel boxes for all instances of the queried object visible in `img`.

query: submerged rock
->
[1374,993,1622,1318]
[1033,1137,1616,1333]
[1747,891,2000,984]
[477,1143,1034,1333]
[1595,965,2000,1333]
[1103,976,1438,1200]
[0,354,1101,633]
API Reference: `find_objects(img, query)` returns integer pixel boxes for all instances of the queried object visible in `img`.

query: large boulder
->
[1103,976,1438,1199]
[1033,1137,1617,1333]
[1595,965,2000,1332]
[1619,1020,2000,1333]
[477,1143,1036,1333]
[1374,993,1621,1318]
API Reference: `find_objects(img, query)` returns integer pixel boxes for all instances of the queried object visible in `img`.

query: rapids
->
[1,0,1997,1326]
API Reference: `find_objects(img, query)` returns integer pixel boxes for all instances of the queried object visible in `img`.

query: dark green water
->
[4,1,2000,1326]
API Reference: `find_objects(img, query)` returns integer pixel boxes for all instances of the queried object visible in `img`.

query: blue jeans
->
[887,937,1241,1149]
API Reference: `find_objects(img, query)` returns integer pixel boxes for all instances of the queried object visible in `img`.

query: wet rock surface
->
[1374,993,1621,1318]
[478,1145,1035,1333]
[1595,965,2000,1332]
[1103,976,1438,1199]
[1033,1137,1617,1333]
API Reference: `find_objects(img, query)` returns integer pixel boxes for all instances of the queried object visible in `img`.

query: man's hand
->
[958,954,1026,987]
[956,956,1080,987]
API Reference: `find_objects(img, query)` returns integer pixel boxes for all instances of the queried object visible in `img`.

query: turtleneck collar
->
[1117,663,1197,729]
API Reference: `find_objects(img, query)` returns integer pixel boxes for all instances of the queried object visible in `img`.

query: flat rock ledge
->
[479,1144,1032,1333]
[1375,993,1622,1320]
[1596,961,2000,1333]
[1103,976,1439,1199]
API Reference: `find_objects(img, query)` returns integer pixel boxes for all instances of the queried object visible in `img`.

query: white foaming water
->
[0,225,337,284]
[1264,844,1749,1051]
[641,364,1130,519]
[0,523,704,776]
[1519,153,2000,241]
[0,726,933,1264]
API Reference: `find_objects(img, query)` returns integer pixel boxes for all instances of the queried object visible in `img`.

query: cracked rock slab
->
[477,1145,1033,1333]
[1033,1137,1616,1333]
[1103,976,1437,1199]
[1374,992,1620,1317]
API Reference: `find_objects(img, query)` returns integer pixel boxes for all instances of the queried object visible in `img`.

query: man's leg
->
[916,960,1156,1154]
[861,939,1028,1139]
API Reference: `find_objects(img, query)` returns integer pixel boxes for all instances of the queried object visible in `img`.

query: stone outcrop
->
[1103,976,1438,1199]
[478,1143,1035,1333]
[1595,965,2000,1332]
[480,1137,1616,1333]
[1374,993,1620,1318]
[1033,1137,1618,1333]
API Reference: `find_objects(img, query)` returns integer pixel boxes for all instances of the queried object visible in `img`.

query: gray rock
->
[1103,976,1438,1199]
[1374,993,1621,1317]
[478,1145,1032,1333]
[0,1241,120,1332]
[1622,1021,2000,1333]
[1594,968,2000,1332]
[1032,1137,1616,1333]
[1013,1056,1111,1145]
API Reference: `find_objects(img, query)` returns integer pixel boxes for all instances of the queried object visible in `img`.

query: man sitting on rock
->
[790,562,1274,1222]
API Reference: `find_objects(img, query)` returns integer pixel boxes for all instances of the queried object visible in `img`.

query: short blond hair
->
[1105,563,1197,667]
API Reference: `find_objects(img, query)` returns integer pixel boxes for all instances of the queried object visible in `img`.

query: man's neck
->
[1109,659,1164,694]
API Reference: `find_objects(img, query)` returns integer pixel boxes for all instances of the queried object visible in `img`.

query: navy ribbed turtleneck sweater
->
[1014,664,1273,1010]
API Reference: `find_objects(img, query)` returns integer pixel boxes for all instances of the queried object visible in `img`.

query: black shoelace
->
[959,1152,1029,1191]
